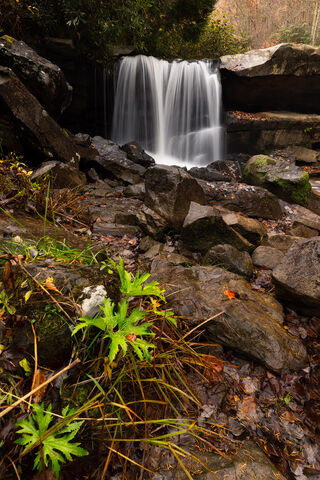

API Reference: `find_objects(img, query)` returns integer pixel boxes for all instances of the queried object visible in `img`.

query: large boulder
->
[244,154,311,205]
[220,43,320,113]
[272,237,320,314]
[180,203,253,254]
[0,66,94,164]
[151,262,307,372]
[200,181,282,219]
[180,203,266,254]
[0,35,72,116]
[144,165,206,229]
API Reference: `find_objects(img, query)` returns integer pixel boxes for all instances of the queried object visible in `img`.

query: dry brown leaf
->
[3,261,15,292]
[32,369,47,403]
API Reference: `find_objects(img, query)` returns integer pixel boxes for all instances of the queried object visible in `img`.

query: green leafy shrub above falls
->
[0,0,247,60]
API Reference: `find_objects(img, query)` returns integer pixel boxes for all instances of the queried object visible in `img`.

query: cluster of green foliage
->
[15,403,88,477]
[73,256,175,364]
[0,0,249,59]
[271,22,312,45]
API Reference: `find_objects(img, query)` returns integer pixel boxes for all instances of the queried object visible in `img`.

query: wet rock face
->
[273,237,320,314]
[144,165,206,230]
[0,36,72,116]
[244,154,312,205]
[220,43,320,113]
[150,262,307,372]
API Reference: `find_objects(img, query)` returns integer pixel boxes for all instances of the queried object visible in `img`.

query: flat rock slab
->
[262,233,305,252]
[226,111,320,154]
[151,262,307,372]
[273,237,320,314]
[200,181,282,219]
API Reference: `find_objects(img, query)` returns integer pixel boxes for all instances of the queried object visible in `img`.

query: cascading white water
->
[112,55,224,168]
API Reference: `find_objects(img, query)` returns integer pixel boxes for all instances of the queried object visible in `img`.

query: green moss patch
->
[273,172,311,205]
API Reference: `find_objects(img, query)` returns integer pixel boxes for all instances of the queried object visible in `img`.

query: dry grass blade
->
[106,447,154,474]
[180,311,224,341]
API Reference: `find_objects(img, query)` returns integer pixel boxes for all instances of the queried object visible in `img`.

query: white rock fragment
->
[81,285,108,317]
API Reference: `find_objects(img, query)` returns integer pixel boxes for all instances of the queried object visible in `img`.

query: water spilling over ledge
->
[111,55,224,168]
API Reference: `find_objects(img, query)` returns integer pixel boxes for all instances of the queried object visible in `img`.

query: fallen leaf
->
[44,277,61,294]
[3,261,15,292]
[224,290,236,299]
[32,369,47,403]
[19,358,32,374]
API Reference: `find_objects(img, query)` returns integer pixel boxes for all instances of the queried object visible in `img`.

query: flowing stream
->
[111,55,224,168]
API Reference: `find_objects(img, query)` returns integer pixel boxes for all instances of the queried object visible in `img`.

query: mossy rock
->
[244,154,312,205]
[273,171,311,205]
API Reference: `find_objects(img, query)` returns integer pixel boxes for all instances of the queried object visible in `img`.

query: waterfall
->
[111,55,224,168]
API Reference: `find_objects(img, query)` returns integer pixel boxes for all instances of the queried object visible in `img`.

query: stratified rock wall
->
[220,44,320,113]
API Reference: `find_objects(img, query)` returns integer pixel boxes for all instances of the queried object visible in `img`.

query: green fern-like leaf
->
[73,298,155,363]
[15,403,88,478]
[117,257,165,300]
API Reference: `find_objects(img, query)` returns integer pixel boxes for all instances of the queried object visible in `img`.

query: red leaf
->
[224,290,236,299]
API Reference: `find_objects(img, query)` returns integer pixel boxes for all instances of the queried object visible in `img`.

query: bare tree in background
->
[311,0,320,45]
[215,0,319,48]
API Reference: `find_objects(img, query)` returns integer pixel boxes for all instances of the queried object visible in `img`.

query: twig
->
[30,323,38,408]
[0,359,80,419]
[179,311,224,341]
[5,456,21,480]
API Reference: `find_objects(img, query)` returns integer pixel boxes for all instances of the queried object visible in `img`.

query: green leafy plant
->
[0,289,16,315]
[73,298,155,363]
[15,403,88,478]
[116,257,165,300]
[284,393,292,406]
